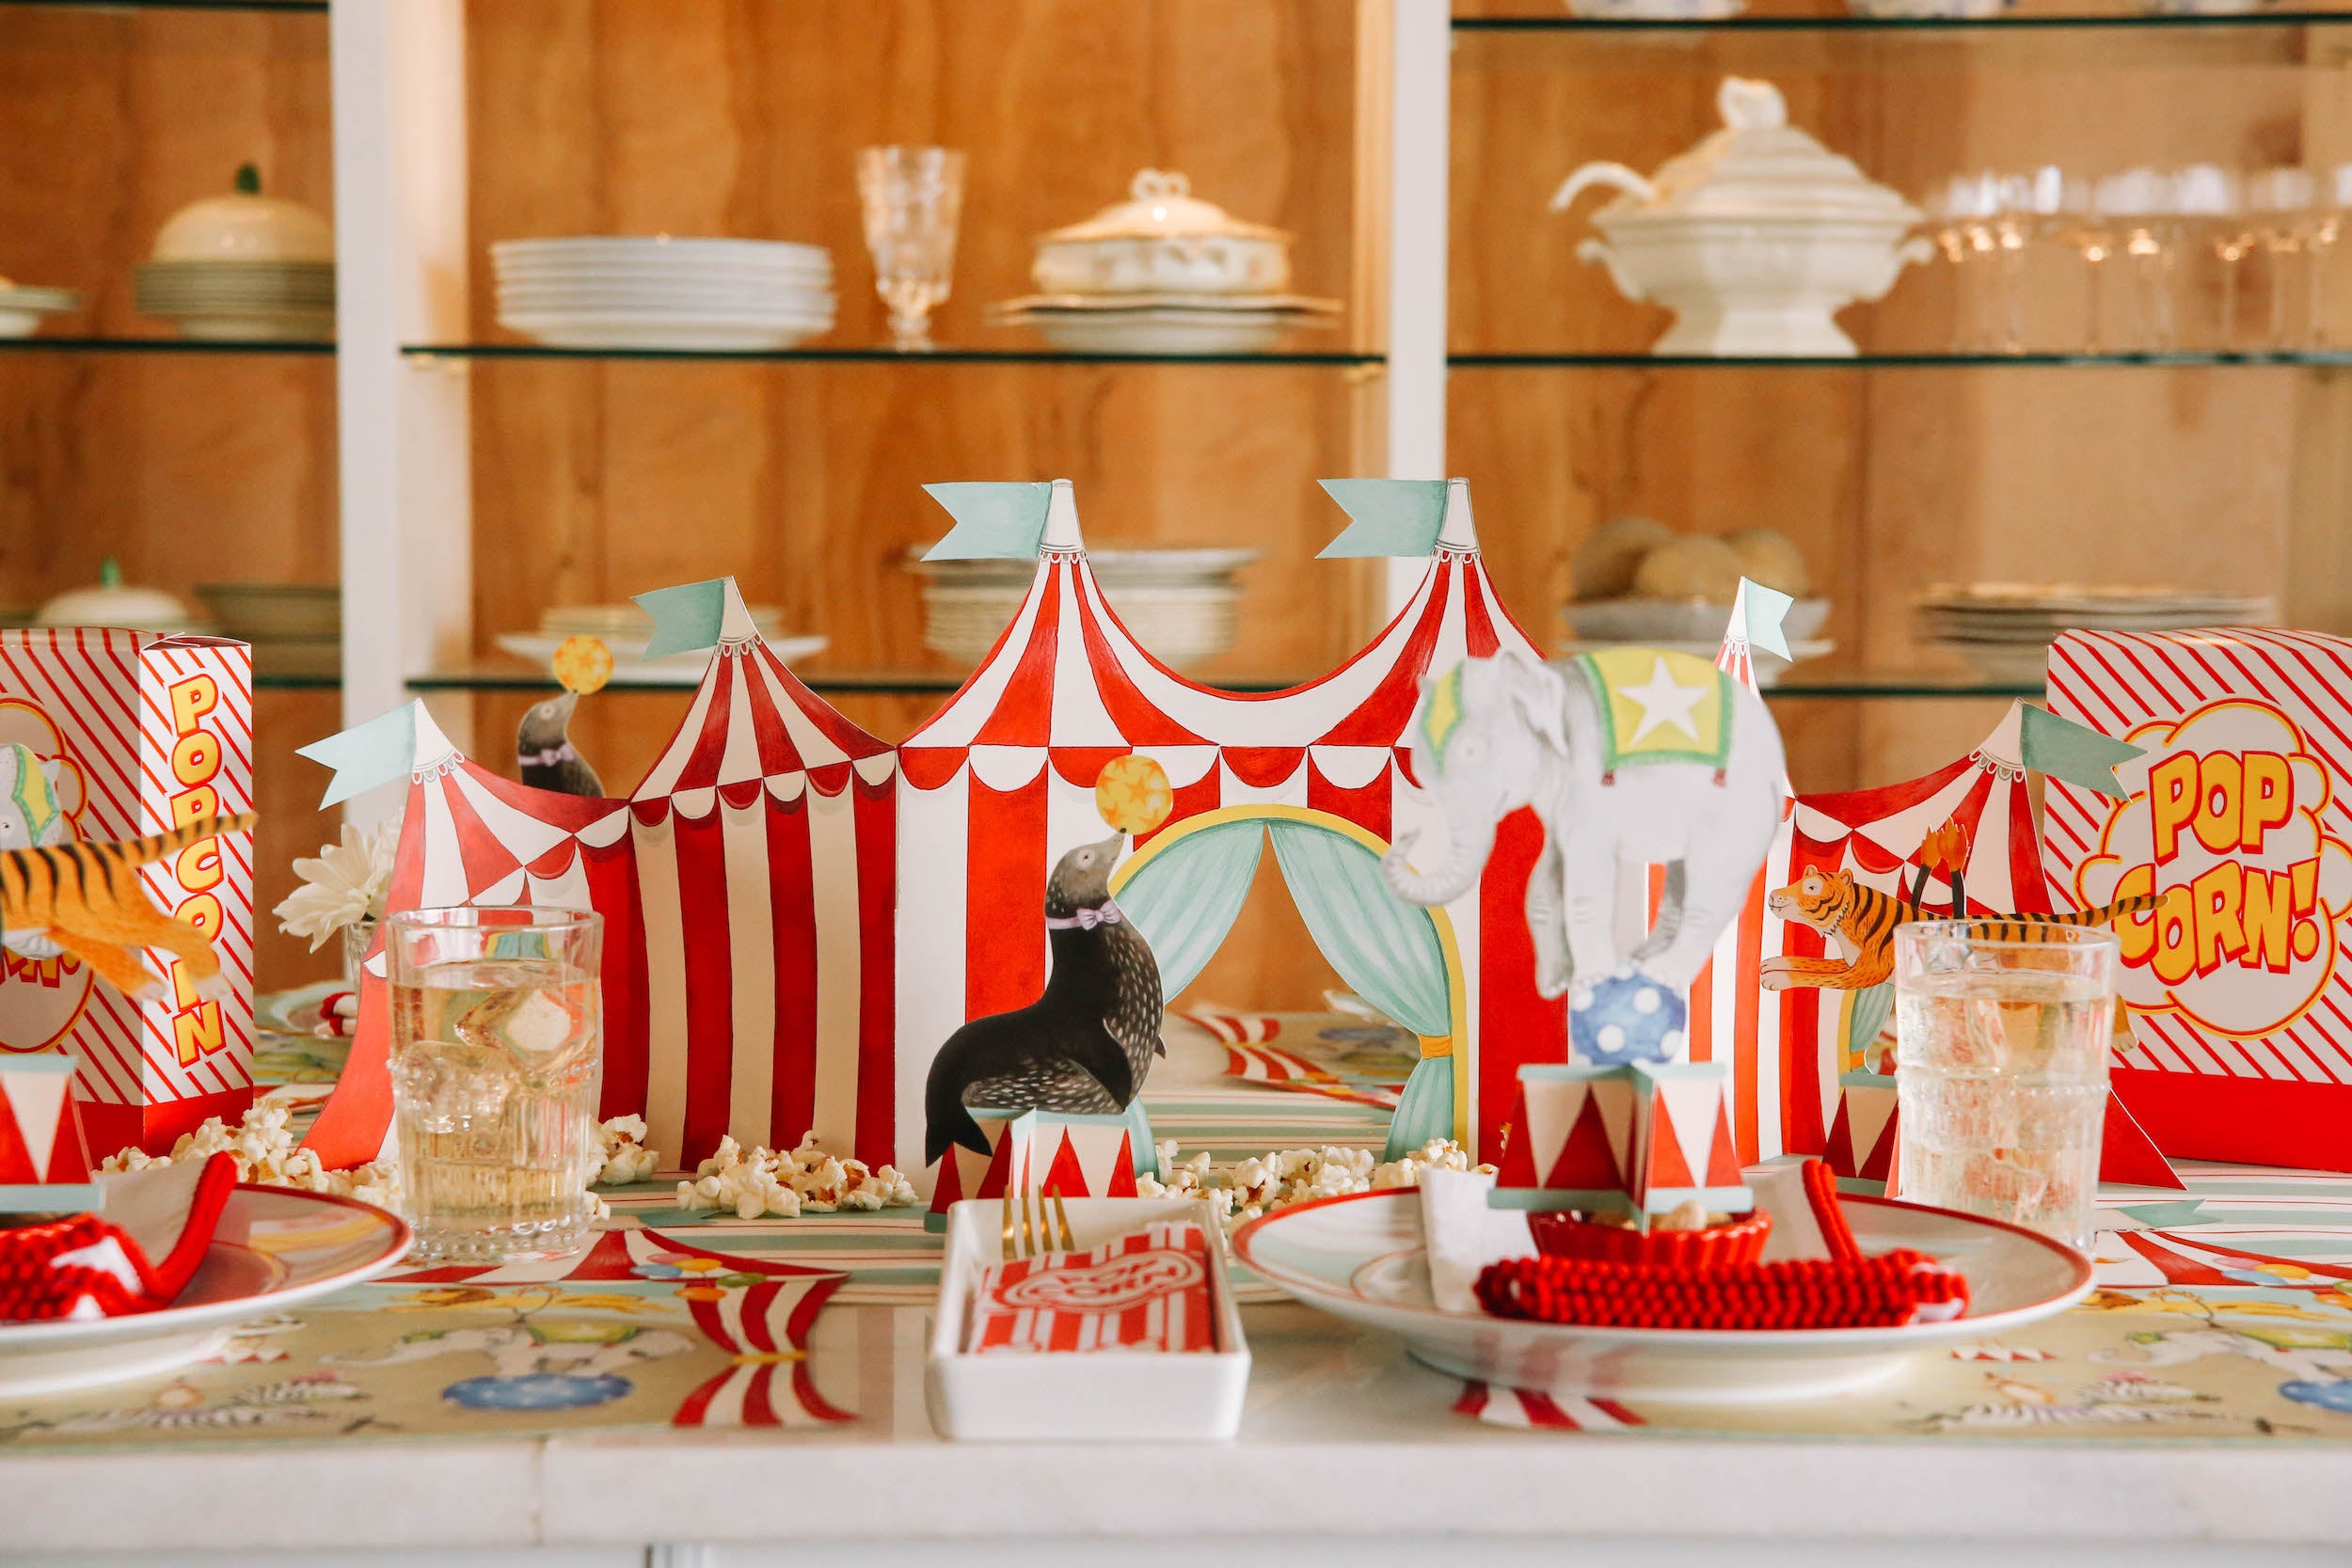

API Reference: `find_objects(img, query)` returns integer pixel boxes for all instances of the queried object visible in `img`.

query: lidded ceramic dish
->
[1032,170,1292,296]
[151,165,334,262]
[1549,77,1928,356]
[36,562,205,634]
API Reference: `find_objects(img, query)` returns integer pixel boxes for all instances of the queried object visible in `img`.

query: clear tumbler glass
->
[387,906,604,1264]
[1894,921,2119,1252]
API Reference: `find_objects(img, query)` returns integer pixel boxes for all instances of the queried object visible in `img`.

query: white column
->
[331,0,474,824]
[1384,0,1451,615]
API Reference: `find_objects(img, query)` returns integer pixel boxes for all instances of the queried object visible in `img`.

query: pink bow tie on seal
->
[1045,901,1124,932]
[524,742,578,768]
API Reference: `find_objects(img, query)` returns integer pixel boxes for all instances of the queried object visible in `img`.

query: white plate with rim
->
[1232,1188,2093,1404]
[0,1184,410,1398]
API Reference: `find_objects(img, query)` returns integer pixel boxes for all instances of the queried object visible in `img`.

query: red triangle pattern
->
[1703,1098,1742,1187]
[1542,1096,1627,1192]
[2099,1088,2185,1189]
[1105,1132,1138,1198]
[42,1098,87,1183]
[1041,1130,1090,1197]
[1645,1096,1696,1192]
[0,1083,31,1184]
[1858,1107,1899,1185]
[1822,1099,1861,1180]
[1494,1090,1539,1190]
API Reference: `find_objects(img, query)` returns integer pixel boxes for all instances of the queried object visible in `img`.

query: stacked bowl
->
[910,546,1258,668]
[135,166,335,341]
[492,237,836,350]
[991,170,1340,354]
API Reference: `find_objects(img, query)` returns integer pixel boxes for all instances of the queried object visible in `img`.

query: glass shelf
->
[0,0,326,10]
[1454,8,2352,30]
[402,343,1381,369]
[1765,671,2042,698]
[411,666,1323,698]
[410,664,2037,701]
[0,336,334,356]
[253,673,340,691]
[1451,350,2352,367]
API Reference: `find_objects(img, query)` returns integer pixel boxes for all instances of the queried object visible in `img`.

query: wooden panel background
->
[462,0,1375,1010]
[0,8,336,990]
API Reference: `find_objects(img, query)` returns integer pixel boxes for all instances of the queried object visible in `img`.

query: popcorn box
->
[0,631,255,1157]
[1491,1061,1751,1218]
[2045,627,2352,1168]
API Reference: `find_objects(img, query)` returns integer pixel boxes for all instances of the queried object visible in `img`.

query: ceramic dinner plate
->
[1232,1188,2093,1404]
[0,1185,409,1399]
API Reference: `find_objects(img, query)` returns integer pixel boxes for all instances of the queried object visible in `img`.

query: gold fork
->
[1000,1186,1077,1260]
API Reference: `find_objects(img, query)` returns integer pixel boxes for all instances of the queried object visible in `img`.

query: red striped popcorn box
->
[0,631,254,1156]
[966,1219,1217,1354]
[2044,627,2352,1169]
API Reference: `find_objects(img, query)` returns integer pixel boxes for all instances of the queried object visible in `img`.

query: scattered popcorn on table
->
[99,1102,401,1211]
[1136,1138,1490,1227]
[593,1115,661,1186]
[674,1132,919,1221]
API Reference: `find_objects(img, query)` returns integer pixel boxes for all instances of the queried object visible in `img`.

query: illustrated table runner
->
[9,994,2352,1448]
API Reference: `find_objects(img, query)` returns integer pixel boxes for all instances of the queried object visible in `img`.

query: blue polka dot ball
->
[1568,967,1687,1067]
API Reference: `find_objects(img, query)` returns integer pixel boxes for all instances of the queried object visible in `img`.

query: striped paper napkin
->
[967,1220,1217,1354]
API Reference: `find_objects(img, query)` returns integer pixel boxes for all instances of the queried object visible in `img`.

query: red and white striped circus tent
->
[1768,702,2046,1161]
[628,581,898,1170]
[894,478,1555,1177]
[302,584,898,1175]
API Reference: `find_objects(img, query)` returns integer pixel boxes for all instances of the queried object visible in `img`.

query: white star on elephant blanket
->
[1618,656,1710,746]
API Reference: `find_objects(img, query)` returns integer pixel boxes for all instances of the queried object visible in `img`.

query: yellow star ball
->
[1095,753,1174,836]
[552,634,614,695]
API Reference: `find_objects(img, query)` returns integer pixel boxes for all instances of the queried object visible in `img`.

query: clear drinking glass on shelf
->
[387,906,605,1265]
[856,146,968,352]
[1894,921,2119,1252]
[2097,168,2178,352]
[2176,164,2248,351]
[2249,166,2318,350]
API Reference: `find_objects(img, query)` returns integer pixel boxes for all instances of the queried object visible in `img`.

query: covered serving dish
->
[1031,169,1292,296]
[1550,77,1928,356]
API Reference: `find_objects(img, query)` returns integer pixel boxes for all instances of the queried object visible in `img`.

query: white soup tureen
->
[1550,78,1928,356]
[1032,170,1292,296]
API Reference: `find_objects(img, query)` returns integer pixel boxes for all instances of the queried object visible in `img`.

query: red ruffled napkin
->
[967,1220,1217,1354]
[0,1152,238,1322]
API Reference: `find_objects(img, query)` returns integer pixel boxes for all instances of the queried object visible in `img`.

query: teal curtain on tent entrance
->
[1114,817,1267,998]
[1118,814,1460,1163]
[1264,821,1455,1159]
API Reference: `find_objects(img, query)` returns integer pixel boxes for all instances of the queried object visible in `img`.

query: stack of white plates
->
[1918,582,2276,682]
[497,601,827,687]
[492,237,835,351]
[0,281,80,340]
[911,547,1257,666]
[133,261,333,341]
[988,293,1339,355]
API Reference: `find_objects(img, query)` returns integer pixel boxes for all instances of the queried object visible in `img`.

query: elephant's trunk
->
[1384,816,1496,907]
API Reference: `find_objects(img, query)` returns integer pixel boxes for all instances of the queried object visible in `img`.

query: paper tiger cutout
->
[0,814,255,1003]
[1760,866,2160,993]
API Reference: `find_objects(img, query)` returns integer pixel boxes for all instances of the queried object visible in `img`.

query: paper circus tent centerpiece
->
[299,583,898,1174]
[300,475,1682,1188]
[895,477,1551,1170]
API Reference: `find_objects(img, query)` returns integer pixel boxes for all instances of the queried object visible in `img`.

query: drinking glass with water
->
[386,907,604,1265]
[1894,920,2120,1252]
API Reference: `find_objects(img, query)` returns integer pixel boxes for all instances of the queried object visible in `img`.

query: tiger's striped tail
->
[108,814,258,869]
[1970,894,2163,942]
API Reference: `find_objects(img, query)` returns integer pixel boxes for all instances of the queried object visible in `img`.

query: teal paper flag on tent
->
[298,700,442,808]
[2020,703,2145,800]
[1725,578,1795,661]
[1316,479,1450,559]
[635,579,730,658]
[922,482,1055,562]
